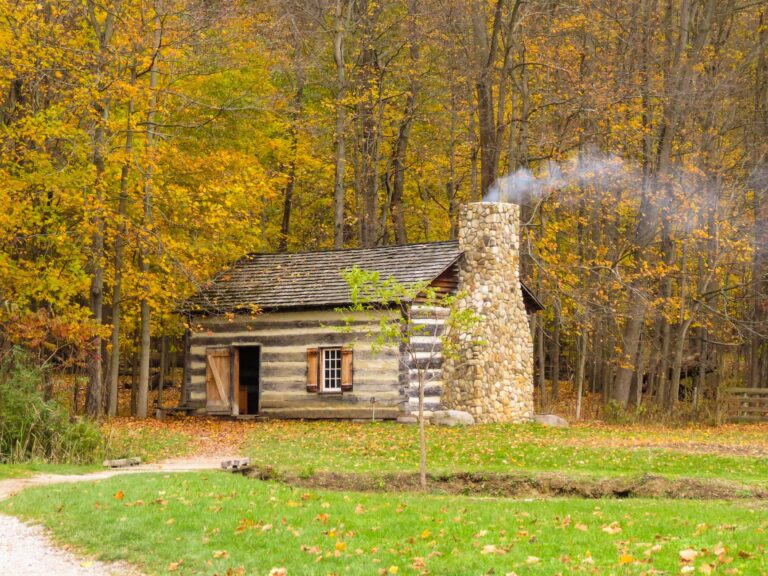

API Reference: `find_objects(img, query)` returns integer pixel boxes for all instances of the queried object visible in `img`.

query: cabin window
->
[307,346,353,393]
[321,347,343,392]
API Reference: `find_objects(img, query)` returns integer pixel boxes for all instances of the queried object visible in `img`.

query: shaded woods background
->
[1,0,766,419]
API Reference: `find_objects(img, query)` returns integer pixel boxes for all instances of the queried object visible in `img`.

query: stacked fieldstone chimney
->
[442,202,534,423]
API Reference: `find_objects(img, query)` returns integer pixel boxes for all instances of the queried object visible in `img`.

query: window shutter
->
[306,348,319,393]
[341,347,353,392]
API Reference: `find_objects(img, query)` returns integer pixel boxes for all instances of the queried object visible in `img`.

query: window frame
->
[319,346,343,393]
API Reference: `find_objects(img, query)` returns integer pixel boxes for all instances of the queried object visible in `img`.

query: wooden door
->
[206,347,236,414]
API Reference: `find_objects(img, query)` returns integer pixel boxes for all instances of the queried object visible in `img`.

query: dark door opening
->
[238,346,260,415]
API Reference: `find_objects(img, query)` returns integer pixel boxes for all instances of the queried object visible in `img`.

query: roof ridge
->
[242,239,459,260]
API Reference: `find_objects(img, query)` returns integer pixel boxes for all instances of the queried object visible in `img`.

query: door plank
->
[210,358,228,404]
[206,348,232,412]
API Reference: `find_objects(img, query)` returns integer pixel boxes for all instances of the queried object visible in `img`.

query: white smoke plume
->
[484,151,633,204]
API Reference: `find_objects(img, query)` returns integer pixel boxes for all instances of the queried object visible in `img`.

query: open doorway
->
[238,346,260,415]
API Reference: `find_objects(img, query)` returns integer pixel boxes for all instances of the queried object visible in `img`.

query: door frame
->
[235,344,261,415]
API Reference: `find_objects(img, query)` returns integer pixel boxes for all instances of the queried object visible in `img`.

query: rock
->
[396,415,418,425]
[221,458,251,471]
[431,409,475,426]
[534,414,569,428]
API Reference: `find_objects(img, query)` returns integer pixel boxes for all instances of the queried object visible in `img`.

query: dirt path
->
[0,454,244,576]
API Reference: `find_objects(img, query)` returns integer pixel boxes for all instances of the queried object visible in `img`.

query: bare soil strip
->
[249,468,768,500]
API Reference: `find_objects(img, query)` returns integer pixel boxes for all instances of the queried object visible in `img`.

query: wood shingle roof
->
[185,240,542,314]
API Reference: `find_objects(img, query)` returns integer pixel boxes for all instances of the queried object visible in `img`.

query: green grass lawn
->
[2,471,766,575]
[244,421,768,485]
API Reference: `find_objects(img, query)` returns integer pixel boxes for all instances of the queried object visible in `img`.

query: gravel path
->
[0,514,143,576]
[0,454,243,576]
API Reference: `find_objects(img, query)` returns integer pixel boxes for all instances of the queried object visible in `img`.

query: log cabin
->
[182,202,542,422]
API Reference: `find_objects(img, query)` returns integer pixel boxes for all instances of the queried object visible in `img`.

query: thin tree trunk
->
[389,94,414,246]
[536,315,547,411]
[332,0,349,248]
[130,339,138,416]
[86,111,106,419]
[137,3,163,419]
[279,52,304,252]
[575,329,587,420]
[418,370,427,490]
[467,80,479,202]
[158,335,167,410]
[635,334,646,407]
[550,307,560,402]
[108,71,135,417]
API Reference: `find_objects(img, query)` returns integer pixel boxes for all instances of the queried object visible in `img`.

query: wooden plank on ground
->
[103,457,142,468]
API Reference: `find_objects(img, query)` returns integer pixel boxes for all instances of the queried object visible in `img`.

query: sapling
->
[339,266,479,489]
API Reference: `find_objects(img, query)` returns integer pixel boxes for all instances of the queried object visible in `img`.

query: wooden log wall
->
[401,304,449,412]
[187,309,402,419]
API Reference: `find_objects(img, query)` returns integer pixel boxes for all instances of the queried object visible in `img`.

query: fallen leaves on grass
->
[602,521,622,535]
[679,548,699,562]
[618,554,634,564]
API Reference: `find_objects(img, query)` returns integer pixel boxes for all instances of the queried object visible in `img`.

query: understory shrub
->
[0,350,103,464]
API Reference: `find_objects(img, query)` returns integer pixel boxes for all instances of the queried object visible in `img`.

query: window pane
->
[322,348,342,390]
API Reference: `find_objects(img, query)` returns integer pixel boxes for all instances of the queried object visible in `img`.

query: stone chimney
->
[442,202,534,423]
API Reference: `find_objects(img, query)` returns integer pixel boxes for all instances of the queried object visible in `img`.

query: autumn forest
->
[1,0,767,420]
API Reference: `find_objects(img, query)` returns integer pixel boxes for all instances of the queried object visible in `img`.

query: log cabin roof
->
[185,240,543,314]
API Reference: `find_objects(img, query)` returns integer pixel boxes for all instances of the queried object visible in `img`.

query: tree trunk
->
[536,315,547,411]
[612,294,645,405]
[418,371,427,490]
[158,335,167,410]
[550,307,560,401]
[108,71,135,417]
[85,2,115,419]
[279,52,304,252]
[357,0,382,247]
[332,0,349,248]
[388,0,419,245]
[467,80,480,202]
[635,335,646,407]
[137,2,163,419]
[470,0,521,194]
[86,111,106,420]
[575,330,587,419]
[130,340,138,416]
[389,93,413,245]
